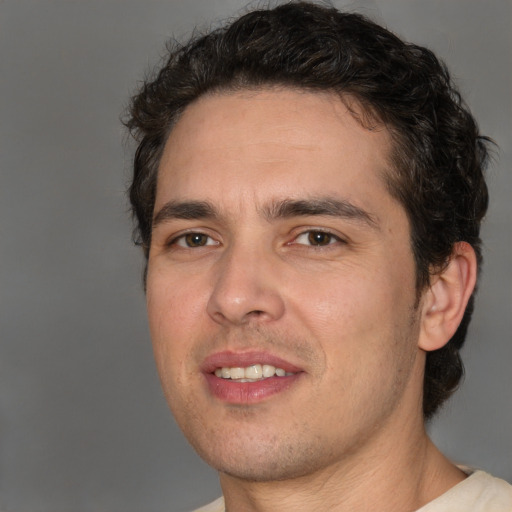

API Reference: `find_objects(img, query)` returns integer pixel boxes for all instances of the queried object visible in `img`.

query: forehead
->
[156,88,395,214]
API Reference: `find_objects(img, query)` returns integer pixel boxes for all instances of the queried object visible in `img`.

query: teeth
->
[245,364,262,379]
[229,367,245,380]
[262,364,275,378]
[214,364,293,380]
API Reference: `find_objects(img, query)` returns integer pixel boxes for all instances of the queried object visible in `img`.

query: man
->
[125,2,512,510]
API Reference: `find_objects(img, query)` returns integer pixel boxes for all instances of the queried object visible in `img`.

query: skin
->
[146,89,474,511]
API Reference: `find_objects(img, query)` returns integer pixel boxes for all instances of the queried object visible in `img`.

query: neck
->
[219,415,465,512]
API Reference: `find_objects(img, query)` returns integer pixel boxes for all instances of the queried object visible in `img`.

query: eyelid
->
[289,228,347,246]
[166,229,220,248]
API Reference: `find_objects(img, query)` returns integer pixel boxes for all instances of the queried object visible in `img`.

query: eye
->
[173,232,218,248]
[294,230,341,246]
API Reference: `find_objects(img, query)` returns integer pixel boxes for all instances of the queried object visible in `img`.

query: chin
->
[212,454,322,483]
[218,460,320,483]
[188,427,333,483]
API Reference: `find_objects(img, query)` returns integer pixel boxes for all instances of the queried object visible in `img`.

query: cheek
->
[288,262,417,379]
[146,283,206,421]
[289,268,396,337]
[147,267,208,334]
[146,270,209,386]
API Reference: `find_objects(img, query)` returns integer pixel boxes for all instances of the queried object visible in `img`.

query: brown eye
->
[173,233,217,248]
[293,230,340,247]
[307,231,333,246]
[185,233,208,247]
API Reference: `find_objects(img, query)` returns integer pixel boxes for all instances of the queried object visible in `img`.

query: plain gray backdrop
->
[1,1,511,511]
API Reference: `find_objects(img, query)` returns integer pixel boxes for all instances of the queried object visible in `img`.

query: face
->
[147,89,426,482]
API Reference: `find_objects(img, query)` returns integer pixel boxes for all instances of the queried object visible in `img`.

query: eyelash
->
[168,229,345,249]
[169,232,219,248]
[291,230,344,247]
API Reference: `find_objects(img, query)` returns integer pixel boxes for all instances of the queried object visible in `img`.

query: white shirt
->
[417,470,512,511]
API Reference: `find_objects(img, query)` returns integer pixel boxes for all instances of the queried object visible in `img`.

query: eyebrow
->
[262,197,378,229]
[152,197,378,229]
[153,200,217,226]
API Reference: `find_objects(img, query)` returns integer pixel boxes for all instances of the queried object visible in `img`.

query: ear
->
[418,242,478,352]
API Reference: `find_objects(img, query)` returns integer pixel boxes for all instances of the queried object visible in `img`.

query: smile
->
[203,352,302,403]
[214,364,295,382]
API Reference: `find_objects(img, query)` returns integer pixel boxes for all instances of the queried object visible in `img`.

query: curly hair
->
[125,1,490,419]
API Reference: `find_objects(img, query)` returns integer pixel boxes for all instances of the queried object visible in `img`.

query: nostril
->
[206,275,286,324]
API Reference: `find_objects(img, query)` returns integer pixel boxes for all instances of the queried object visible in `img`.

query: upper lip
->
[201,350,303,374]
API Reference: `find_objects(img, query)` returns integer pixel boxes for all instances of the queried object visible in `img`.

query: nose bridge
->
[207,237,285,325]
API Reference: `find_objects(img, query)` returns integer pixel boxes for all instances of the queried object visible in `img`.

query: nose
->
[206,243,286,326]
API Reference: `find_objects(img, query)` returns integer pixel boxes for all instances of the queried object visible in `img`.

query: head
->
[126,2,489,422]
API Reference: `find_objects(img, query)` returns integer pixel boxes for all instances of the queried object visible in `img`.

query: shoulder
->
[190,497,225,512]
[418,470,512,511]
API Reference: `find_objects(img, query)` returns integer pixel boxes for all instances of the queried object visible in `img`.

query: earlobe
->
[418,242,478,352]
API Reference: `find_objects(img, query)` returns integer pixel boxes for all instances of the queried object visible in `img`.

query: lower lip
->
[204,373,301,404]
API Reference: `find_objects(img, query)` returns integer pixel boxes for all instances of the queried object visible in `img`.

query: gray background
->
[1,1,510,511]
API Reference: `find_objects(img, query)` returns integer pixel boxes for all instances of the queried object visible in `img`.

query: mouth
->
[214,363,295,382]
[202,351,303,404]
